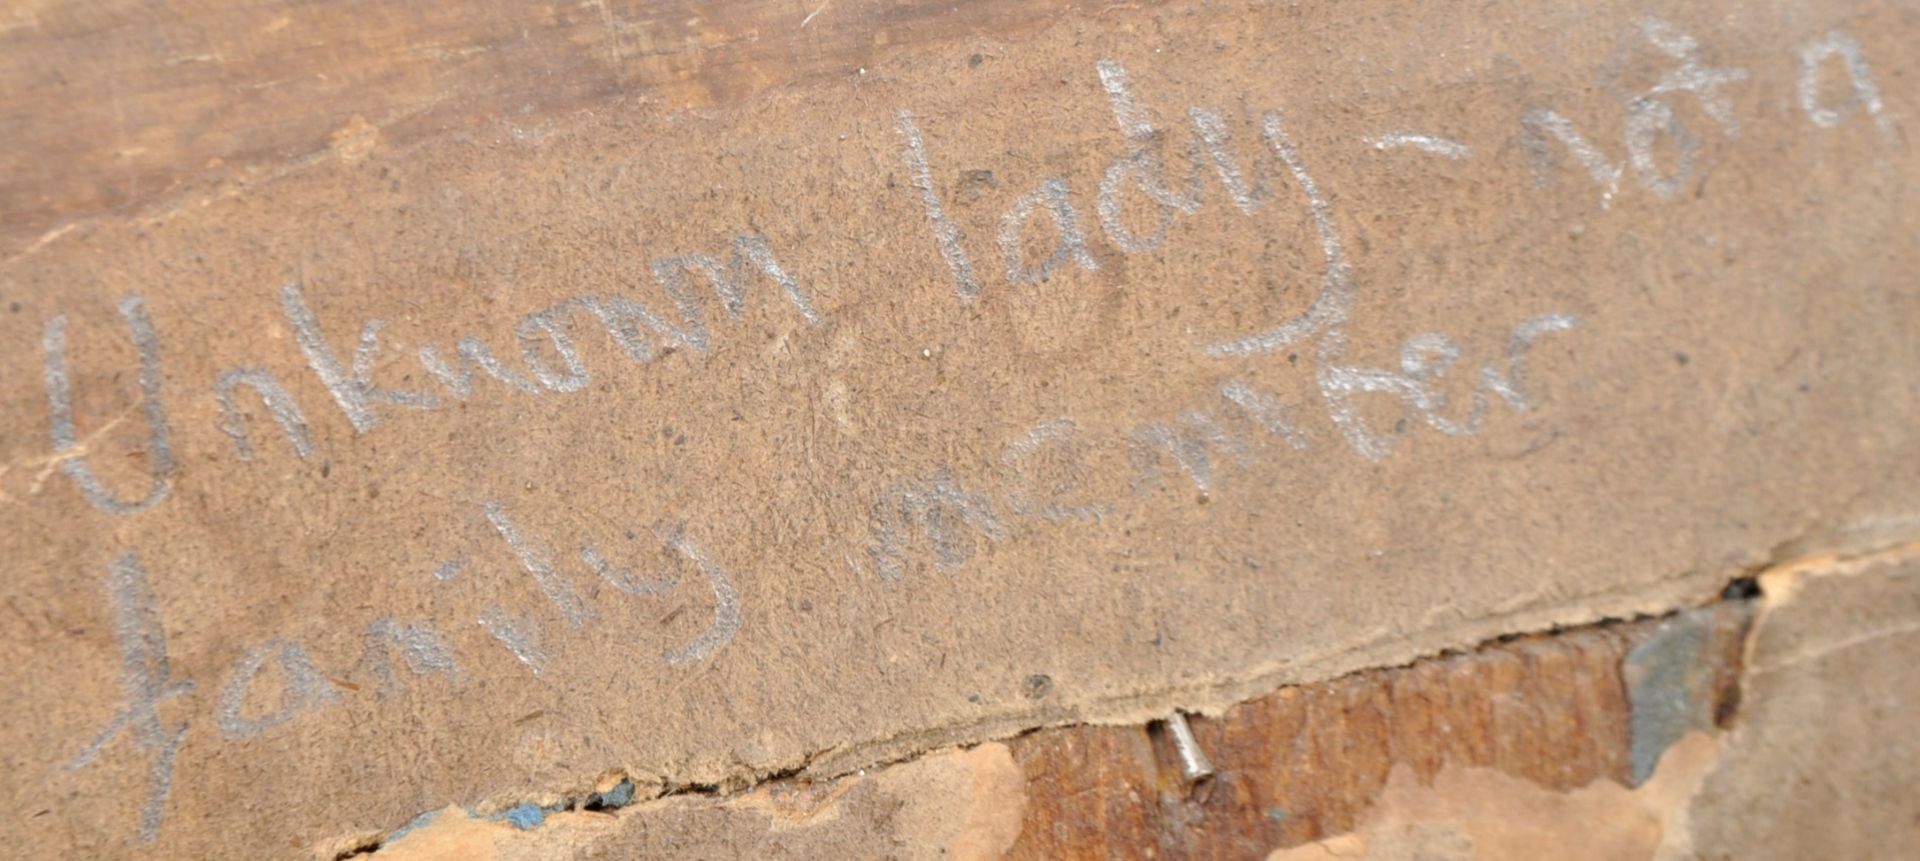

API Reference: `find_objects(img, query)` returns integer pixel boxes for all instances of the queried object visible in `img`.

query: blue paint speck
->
[589,780,636,810]
[384,810,438,845]
[495,803,549,830]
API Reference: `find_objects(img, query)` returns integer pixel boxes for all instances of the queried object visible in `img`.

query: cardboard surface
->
[1270,548,1920,861]
[3,0,1918,855]
[1688,553,1920,859]
[359,548,1919,859]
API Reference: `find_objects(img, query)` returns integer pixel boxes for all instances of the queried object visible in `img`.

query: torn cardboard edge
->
[333,534,1920,858]
[342,537,1920,858]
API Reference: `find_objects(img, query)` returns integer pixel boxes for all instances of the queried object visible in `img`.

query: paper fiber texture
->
[2,0,1916,855]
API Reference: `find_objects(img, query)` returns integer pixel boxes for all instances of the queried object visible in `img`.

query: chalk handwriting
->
[1001,419,1107,522]
[213,367,315,461]
[999,177,1100,283]
[42,297,175,514]
[418,332,544,398]
[1523,18,1750,204]
[284,234,818,441]
[280,282,440,432]
[1798,31,1895,135]
[65,515,738,838]
[1219,380,1309,450]
[867,470,1008,581]
[1520,109,1628,205]
[479,606,549,674]
[865,55,1591,567]
[1366,133,1473,159]
[1130,412,1249,494]
[215,640,341,740]
[1095,59,1205,253]
[579,538,680,596]
[1637,16,1749,135]
[895,111,983,301]
[65,553,194,844]
[482,500,742,667]
[33,20,1904,843]
[486,500,597,627]
[359,618,462,696]
[656,527,743,666]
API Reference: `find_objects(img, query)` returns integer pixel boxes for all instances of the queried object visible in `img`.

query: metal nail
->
[1167,711,1215,782]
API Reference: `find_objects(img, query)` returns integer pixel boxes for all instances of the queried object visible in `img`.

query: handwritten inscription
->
[29,16,1901,844]
[62,554,193,844]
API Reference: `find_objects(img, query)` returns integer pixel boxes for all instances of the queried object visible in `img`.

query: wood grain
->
[357,602,1757,859]
[0,0,1108,258]
[1002,605,1750,859]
